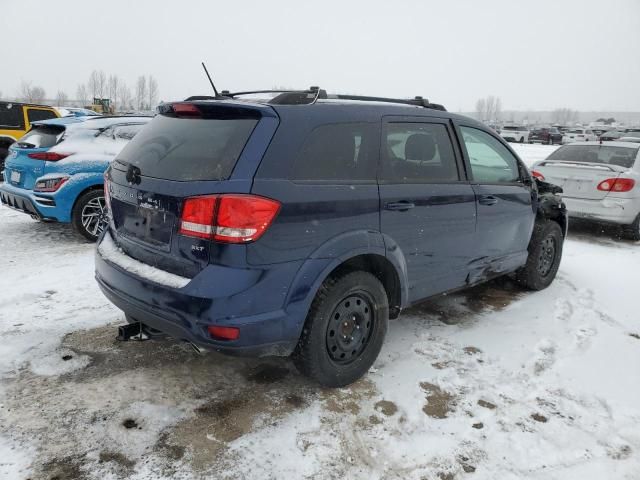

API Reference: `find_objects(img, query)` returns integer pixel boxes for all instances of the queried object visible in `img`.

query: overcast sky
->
[2,0,639,112]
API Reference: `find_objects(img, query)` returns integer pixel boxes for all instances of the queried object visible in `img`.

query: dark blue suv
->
[95,89,567,387]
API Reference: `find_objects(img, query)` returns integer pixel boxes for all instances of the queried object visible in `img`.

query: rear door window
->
[116,113,259,181]
[27,108,57,123]
[380,122,460,183]
[291,123,377,182]
[460,126,521,183]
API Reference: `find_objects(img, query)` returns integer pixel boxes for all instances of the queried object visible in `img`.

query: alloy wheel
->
[81,196,107,238]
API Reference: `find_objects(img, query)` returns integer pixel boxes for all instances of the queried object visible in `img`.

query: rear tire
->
[72,189,107,242]
[292,271,389,387]
[623,215,640,241]
[519,137,525,143]
[516,220,563,290]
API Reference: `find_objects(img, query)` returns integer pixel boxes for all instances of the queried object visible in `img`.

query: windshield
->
[502,126,519,131]
[547,144,639,168]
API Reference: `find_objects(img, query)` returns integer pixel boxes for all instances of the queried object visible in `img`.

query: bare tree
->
[475,98,487,121]
[19,81,46,103]
[552,108,579,125]
[108,75,119,111]
[135,76,147,110]
[147,75,158,110]
[76,84,89,106]
[88,70,107,99]
[475,95,502,122]
[55,90,69,106]
[117,83,133,112]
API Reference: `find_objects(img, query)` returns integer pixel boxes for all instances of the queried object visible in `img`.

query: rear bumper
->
[0,182,63,221]
[94,231,306,357]
[564,196,639,225]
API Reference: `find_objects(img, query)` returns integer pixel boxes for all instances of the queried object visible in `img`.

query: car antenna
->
[201,62,220,97]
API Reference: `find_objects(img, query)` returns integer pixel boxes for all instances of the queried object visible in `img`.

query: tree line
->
[2,71,159,112]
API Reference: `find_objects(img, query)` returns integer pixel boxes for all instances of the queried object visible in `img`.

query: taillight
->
[28,152,71,161]
[179,194,281,243]
[179,196,218,239]
[531,170,545,181]
[207,325,240,341]
[597,178,635,192]
[34,176,69,192]
[172,103,201,118]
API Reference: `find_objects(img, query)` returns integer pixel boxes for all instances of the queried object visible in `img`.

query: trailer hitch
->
[116,322,166,342]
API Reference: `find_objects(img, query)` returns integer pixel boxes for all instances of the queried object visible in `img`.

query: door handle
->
[478,195,498,206]
[385,201,415,211]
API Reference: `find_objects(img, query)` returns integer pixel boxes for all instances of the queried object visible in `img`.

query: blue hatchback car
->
[1,116,151,240]
[96,89,567,386]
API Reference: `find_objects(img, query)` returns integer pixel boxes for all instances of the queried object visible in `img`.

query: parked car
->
[499,125,529,143]
[619,135,640,143]
[0,116,151,240]
[62,107,102,117]
[600,130,627,141]
[562,128,597,144]
[531,141,640,239]
[0,101,61,181]
[529,127,563,145]
[95,90,567,387]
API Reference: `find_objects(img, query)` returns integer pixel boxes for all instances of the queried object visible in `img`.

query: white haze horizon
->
[2,0,639,113]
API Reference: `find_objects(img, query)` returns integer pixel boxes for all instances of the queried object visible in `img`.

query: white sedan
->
[531,141,640,240]
[562,128,597,144]
[499,125,529,143]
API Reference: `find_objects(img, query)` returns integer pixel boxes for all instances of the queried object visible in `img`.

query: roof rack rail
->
[182,88,446,111]
[330,94,446,111]
[223,87,327,105]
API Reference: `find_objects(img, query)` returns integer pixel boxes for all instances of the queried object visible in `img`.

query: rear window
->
[0,103,24,128]
[116,113,259,181]
[502,126,518,131]
[16,126,64,149]
[548,144,639,168]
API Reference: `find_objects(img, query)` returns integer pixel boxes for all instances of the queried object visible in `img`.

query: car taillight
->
[34,176,69,192]
[27,152,71,161]
[179,194,281,243]
[597,178,635,192]
[172,103,201,118]
[207,325,240,341]
[531,170,545,181]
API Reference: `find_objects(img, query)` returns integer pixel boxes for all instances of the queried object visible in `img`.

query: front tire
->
[520,137,525,143]
[516,220,563,290]
[293,271,389,387]
[72,189,107,242]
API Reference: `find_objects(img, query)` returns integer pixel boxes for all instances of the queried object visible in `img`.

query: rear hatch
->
[4,125,66,189]
[105,101,278,278]
[533,144,639,200]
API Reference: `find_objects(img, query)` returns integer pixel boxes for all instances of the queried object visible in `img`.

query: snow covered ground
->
[1,143,639,479]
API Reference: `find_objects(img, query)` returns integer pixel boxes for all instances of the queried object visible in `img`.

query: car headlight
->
[34,175,70,192]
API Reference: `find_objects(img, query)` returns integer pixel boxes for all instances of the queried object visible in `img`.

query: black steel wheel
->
[326,293,375,365]
[537,235,557,277]
[293,271,389,387]
[516,220,564,290]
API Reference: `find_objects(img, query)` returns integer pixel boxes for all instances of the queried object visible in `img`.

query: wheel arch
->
[286,231,410,326]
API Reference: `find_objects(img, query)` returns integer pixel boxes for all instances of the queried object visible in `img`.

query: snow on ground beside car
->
[1,200,639,479]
